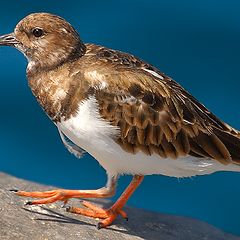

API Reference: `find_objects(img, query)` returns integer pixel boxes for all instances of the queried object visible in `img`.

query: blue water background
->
[0,0,240,236]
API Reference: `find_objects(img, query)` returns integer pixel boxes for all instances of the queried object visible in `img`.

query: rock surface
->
[0,172,239,240]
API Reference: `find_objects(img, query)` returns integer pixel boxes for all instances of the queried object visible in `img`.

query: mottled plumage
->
[1,12,240,229]
[27,41,240,166]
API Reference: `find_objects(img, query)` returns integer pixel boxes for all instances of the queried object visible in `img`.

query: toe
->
[118,209,128,220]
[24,193,63,205]
[81,201,106,214]
[67,205,108,219]
[97,214,117,229]
[15,190,56,198]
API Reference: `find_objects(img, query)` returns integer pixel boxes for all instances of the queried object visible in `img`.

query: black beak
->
[0,33,19,46]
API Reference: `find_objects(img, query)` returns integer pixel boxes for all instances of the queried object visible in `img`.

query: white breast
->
[58,97,240,177]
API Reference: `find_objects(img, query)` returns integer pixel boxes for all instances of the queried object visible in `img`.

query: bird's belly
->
[57,97,240,177]
[58,121,239,177]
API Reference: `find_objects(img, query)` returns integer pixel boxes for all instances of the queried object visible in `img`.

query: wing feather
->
[71,44,240,165]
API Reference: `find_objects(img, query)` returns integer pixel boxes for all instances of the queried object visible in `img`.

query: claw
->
[65,206,71,212]
[118,209,128,220]
[61,200,69,208]
[97,222,103,230]
[25,201,32,205]
[9,189,19,192]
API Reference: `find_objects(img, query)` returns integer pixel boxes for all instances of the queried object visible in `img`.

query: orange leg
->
[10,175,117,205]
[11,175,143,228]
[67,175,144,229]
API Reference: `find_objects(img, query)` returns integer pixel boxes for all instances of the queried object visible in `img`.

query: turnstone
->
[1,12,240,229]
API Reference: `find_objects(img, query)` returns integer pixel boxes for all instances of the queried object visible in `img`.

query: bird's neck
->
[27,41,86,77]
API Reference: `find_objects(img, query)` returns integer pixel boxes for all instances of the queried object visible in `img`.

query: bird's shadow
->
[22,201,138,236]
[23,206,93,226]
[20,199,235,240]
[18,199,235,240]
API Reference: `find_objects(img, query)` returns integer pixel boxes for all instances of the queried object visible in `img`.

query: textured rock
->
[0,172,239,240]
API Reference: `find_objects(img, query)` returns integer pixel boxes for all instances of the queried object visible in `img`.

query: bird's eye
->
[32,28,44,37]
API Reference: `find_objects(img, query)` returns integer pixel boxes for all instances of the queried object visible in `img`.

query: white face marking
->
[143,68,164,80]
[15,44,31,61]
[57,96,240,177]
[17,43,36,72]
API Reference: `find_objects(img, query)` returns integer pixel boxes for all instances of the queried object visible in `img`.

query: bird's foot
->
[10,175,143,229]
[67,200,128,229]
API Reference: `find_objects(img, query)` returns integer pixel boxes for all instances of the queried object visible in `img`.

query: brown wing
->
[72,44,240,165]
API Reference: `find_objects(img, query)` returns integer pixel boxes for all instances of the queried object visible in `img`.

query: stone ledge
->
[0,172,239,240]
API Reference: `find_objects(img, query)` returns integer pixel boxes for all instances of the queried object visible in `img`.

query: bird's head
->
[0,13,86,71]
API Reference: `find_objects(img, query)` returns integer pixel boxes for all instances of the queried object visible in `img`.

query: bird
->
[1,12,240,229]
